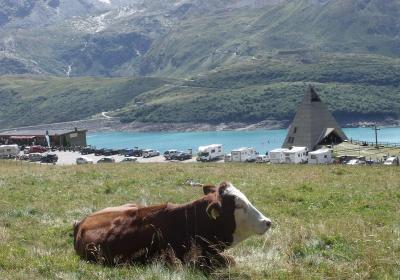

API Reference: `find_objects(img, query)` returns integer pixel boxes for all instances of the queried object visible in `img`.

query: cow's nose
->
[264,219,272,229]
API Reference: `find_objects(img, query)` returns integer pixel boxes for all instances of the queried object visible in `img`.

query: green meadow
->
[0,161,399,279]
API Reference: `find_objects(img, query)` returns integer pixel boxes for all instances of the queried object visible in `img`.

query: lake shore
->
[1,116,400,133]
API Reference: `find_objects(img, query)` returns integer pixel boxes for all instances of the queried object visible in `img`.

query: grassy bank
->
[0,162,399,279]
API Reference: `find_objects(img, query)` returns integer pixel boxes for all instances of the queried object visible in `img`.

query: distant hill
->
[0,52,399,129]
[0,0,399,129]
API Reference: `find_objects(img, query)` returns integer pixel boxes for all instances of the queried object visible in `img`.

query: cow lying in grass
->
[73,182,272,270]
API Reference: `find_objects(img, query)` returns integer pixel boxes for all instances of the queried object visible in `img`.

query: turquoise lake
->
[87,127,400,153]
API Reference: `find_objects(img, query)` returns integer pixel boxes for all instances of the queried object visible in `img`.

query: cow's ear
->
[218,182,229,196]
[203,185,217,195]
[206,202,221,220]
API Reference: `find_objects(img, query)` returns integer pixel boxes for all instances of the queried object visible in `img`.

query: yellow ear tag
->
[211,208,220,220]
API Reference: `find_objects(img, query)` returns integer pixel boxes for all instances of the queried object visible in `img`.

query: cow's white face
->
[224,183,272,245]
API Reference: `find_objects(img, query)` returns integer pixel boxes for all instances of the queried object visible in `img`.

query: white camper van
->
[0,145,20,158]
[269,148,289,164]
[284,146,308,164]
[231,147,258,162]
[308,149,333,164]
[197,144,223,162]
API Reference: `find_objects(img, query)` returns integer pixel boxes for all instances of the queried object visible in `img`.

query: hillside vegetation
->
[0,0,400,127]
[2,51,398,129]
[0,76,170,128]
[0,162,399,279]
[117,53,400,124]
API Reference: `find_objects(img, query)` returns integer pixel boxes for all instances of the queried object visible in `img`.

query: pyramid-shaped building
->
[282,86,347,151]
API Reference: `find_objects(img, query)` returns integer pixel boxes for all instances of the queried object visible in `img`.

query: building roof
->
[282,86,347,151]
[309,148,332,155]
[270,148,289,153]
[232,147,255,152]
[285,146,308,153]
[0,129,86,137]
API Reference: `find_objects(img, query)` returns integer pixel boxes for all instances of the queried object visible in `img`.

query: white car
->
[384,157,398,165]
[224,154,232,163]
[143,149,160,158]
[256,155,269,163]
[346,159,365,165]
[29,153,43,162]
[76,157,94,164]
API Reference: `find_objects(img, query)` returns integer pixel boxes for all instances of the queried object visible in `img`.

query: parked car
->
[164,150,179,160]
[29,153,43,162]
[120,157,138,163]
[102,149,114,156]
[81,146,95,155]
[346,159,365,165]
[256,155,269,163]
[18,154,30,161]
[384,156,399,165]
[41,153,58,163]
[120,149,134,156]
[143,149,160,158]
[171,152,192,161]
[76,157,94,164]
[97,157,115,164]
[224,154,232,163]
[132,148,143,157]
[28,145,48,154]
[94,148,105,156]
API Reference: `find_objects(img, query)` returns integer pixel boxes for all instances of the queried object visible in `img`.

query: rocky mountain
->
[0,0,399,128]
[1,0,399,77]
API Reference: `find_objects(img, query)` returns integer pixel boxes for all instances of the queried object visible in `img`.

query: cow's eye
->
[235,201,245,210]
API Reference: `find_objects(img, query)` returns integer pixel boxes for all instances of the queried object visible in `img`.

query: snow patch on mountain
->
[97,0,111,4]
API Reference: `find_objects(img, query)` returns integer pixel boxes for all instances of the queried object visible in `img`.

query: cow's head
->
[203,182,272,245]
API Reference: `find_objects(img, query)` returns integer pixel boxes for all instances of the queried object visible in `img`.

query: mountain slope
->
[0,0,399,129]
[1,51,398,129]
[0,75,170,128]
[1,0,399,77]
[115,53,400,125]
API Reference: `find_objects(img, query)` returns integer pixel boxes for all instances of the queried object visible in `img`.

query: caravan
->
[0,145,20,158]
[231,147,258,162]
[268,148,289,164]
[197,144,223,162]
[283,146,308,164]
[308,148,333,164]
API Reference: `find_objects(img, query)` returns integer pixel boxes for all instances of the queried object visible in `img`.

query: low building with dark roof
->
[0,128,87,147]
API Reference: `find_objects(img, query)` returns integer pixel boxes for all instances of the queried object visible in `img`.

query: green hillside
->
[0,50,399,129]
[117,53,400,125]
[0,76,170,128]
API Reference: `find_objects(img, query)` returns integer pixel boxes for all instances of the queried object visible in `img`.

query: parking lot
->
[39,151,199,165]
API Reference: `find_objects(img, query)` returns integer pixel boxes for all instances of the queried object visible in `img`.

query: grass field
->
[0,161,399,279]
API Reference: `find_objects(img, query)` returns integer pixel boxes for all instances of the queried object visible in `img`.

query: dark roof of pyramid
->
[282,86,347,150]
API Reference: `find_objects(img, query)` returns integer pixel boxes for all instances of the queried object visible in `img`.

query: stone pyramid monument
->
[282,86,347,151]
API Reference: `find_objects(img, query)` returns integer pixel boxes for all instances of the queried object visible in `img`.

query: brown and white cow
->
[73,182,271,269]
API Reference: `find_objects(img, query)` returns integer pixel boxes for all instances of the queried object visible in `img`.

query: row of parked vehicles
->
[0,144,59,163]
[77,143,400,165]
[76,156,139,164]
[163,150,192,161]
[81,147,161,158]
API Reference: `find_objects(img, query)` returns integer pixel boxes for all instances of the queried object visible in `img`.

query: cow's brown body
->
[73,189,236,268]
